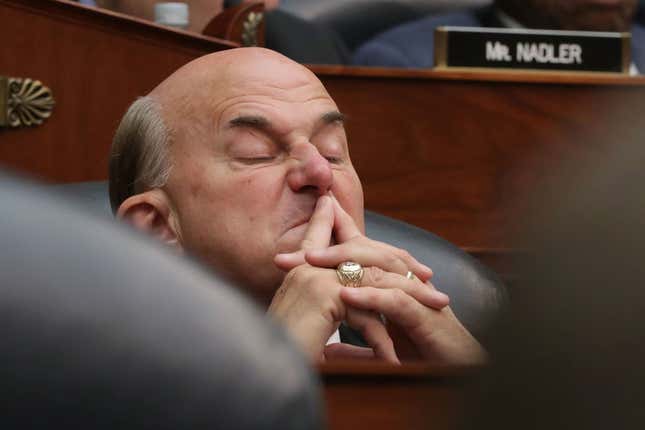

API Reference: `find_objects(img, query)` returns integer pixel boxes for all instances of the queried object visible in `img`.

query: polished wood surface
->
[314,66,645,250]
[320,362,479,430]
[0,0,233,182]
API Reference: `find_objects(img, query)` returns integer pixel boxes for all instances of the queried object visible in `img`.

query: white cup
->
[154,2,189,30]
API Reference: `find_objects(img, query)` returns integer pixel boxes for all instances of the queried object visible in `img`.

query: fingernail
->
[317,195,330,209]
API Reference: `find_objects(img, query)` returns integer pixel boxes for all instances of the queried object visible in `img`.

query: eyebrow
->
[227,110,346,131]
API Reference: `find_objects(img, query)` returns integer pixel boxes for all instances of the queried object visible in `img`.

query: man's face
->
[505,0,637,31]
[157,51,364,303]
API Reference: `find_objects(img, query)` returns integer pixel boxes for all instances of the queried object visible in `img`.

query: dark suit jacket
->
[352,5,645,72]
[265,9,350,65]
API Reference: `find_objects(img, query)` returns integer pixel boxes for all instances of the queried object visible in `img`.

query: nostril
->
[299,185,318,193]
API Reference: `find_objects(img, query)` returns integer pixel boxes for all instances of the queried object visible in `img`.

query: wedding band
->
[406,271,415,280]
[336,261,364,288]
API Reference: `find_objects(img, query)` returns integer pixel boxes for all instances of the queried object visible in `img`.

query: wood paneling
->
[0,0,234,182]
[320,362,478,430]
[315,66,645,249]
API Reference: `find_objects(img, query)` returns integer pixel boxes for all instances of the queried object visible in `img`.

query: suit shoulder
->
[352,10,484,68]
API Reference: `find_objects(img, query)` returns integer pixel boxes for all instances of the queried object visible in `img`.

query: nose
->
[286,144,333,196]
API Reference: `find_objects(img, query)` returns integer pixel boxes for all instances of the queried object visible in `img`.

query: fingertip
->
[273,253,289,269]
[274,252,301,270]
[436,291,450,307]
[420,264,433,278]
[317,194,331,209]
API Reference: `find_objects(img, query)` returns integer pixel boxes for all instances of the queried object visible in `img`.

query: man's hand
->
[302,197,487,365]
[268,196,399,364]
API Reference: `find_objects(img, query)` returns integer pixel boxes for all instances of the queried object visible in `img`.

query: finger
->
[274,250,306,271]
[330,194,363,243]
[274,196,333,271]
[301,195,334,251]
[341,287,430,334]
[323,343,376,361]
[306,239,409,276]
[375,241,433,282]
[360,267,449,310]
[344,308,400,364]
[330,195,432,281]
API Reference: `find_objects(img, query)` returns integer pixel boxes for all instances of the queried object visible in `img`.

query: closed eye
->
[236,156,276,164]
[325,156,343,164]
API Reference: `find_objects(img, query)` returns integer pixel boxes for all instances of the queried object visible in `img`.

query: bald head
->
[110,48,363,302]
[149,49,319,116]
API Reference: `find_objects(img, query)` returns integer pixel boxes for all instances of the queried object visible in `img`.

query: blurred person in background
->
[79,0,348,64]
[460,116,645,429]
[353,0,645,73]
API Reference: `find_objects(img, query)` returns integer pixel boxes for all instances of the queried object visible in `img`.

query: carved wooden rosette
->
[201,2,265,47]
[241,12,263,47]
[0,76,55,128]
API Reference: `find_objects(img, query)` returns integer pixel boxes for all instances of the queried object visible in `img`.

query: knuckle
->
[392,288,411,308]
[384,253,403,269]
[300,238,317,251]
[288,264,312,284]
[366,266,386,285]
[397,247,413,261]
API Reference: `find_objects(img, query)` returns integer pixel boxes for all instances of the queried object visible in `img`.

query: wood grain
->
[315,66,645,249]
[320,362,479,430]
[0,0,233,182]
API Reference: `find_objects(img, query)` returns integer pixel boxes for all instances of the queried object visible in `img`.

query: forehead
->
[212,64,336,127]
[155,50,339,139]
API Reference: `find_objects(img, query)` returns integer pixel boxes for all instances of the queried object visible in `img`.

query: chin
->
[236,263,286,307]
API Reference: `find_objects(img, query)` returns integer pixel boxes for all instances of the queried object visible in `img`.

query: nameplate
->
[434,26,631,73]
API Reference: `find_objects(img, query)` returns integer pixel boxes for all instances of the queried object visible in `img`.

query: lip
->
[284,215,311,234]
[282,202,317,234]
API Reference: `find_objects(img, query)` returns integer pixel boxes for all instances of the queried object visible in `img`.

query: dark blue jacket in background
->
[353,6,645,73]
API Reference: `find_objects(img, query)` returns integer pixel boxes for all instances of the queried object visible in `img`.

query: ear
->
[117,189,182,250]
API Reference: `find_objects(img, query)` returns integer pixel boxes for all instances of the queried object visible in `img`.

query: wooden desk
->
[315,67,645,256]
[0,0,233,181]
[320,362,478,430]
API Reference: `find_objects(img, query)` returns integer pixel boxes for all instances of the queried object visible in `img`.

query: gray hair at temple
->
[109,96,171,213]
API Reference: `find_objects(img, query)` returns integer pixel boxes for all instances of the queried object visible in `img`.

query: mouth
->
[282,201,318,234]
[287,215,312,231]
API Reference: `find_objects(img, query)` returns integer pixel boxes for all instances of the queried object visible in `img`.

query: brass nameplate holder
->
[0,76,55,128]
[435,27,631,74]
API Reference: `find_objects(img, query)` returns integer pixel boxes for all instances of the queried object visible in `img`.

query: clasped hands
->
[269,195,486,366]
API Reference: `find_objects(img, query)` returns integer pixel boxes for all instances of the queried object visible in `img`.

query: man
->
[110,47,485,364]
[353,0,645,74]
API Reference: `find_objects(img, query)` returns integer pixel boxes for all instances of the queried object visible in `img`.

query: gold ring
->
[336,261,364,288]
[406,271,415,280]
